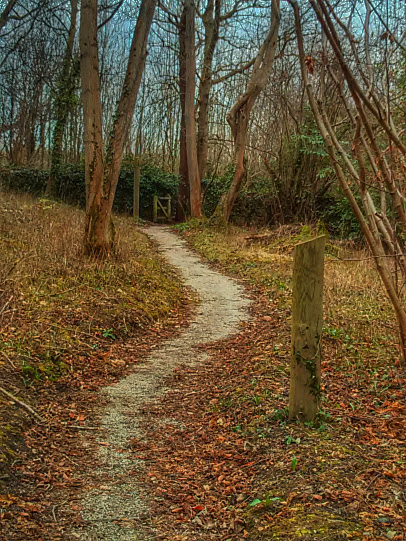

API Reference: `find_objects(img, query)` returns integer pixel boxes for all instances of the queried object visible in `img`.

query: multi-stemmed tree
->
[80,0,156,255]
[289,0,406,358]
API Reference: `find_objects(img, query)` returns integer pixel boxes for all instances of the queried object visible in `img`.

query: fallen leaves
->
[127,225,406,540]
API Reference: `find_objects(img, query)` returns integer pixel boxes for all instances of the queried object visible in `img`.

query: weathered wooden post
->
[166,193,172,222]
[289,235,326,422]
[153,195,158,223]
[133,156,140,222]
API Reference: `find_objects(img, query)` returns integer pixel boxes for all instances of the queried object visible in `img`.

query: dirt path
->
[77,226,250,540]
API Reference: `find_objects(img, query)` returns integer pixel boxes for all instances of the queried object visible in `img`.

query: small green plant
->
[323,325,343,339]
[317,409,332,422]
[295,350,321,400]
[305,409,332,430]
[272,407,289,422]
[249,493,281,508]
[286,435,301,445]
[174,218,204,232]
[291,457,298,471]
[102,328,116,340]
[21,360,42,386]
[299,225,312,239]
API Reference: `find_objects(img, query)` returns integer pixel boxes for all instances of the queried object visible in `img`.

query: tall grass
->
[181,222,398,364]
[0,190,185,383]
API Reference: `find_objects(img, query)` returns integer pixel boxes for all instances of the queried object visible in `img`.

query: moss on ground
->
[247,508,362,539]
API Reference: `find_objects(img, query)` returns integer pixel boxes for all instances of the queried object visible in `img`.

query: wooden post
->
[166,193,172,222]
[153,195,158,223]
[289,235,326,422]
[133,156,140,222]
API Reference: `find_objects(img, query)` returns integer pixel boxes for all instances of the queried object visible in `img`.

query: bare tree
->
[214,0,280,222]
[289,0,406,360]
[176,4,190,221]
[80,0,156,255]
[45,0,78,197]
[196,0,221,182]
[184,0,202,217]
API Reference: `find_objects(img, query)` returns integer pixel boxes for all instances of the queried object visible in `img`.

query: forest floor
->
[0,193,192,540]
[148,221,404,541]
[1,195,405,540]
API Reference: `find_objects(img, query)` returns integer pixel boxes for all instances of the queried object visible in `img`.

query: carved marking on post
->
[289,235,326,422]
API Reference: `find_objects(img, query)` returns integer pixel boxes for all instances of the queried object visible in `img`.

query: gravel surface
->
[76,226,250,540]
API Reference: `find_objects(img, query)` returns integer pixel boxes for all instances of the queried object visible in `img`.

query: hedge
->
[0,164,179,220]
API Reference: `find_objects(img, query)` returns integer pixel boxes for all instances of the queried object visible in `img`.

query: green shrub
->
[0,164,179,219]
[320,193,362,240]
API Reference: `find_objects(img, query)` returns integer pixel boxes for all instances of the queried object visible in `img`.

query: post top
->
[294,235,326,247]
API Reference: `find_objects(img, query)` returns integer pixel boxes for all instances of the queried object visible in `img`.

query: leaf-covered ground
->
[133,223,405,540]
[1,203,405,540]
[0,192,193,539]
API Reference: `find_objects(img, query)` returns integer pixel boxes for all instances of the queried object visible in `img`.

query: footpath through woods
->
[75,226,250,540]
[2,219,405,540]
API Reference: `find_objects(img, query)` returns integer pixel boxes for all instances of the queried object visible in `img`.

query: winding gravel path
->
[77,226,250,540]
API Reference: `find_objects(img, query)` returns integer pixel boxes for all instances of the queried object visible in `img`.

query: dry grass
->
[0,190,185,385]
[178,221,398,365]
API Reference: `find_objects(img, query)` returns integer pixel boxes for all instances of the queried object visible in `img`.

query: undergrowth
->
[0,190,185,464]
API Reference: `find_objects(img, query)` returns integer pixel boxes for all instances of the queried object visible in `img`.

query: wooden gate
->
[153,195,172,223]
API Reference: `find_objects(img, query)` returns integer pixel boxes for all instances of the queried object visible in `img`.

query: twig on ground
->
[0,386,42,421]
[67,425,100,430]
[0,350,15,368]
[0,295,13,316]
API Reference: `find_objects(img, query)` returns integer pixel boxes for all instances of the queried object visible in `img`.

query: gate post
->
[153,195,158,222]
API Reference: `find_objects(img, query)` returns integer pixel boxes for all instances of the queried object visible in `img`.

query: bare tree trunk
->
[184,0,202,218]
[46,0,78,198]
[176,6,189,222]
[133,130,141,222]
[213,0,280,222]
[133,159,141,221]
[80,0,105,249]
[196,0,221,182]
[80,0,156,256]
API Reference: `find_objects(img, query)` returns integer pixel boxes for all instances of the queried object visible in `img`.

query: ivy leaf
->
[249,498,263,507]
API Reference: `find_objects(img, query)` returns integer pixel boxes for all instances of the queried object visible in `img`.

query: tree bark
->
[176,5,189,221]
[184,0,202,218]
[213,0,280,222]
[80,0,156,256]
[80,0,104,245]
[196,0,221,182]
[133,149,141,222]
